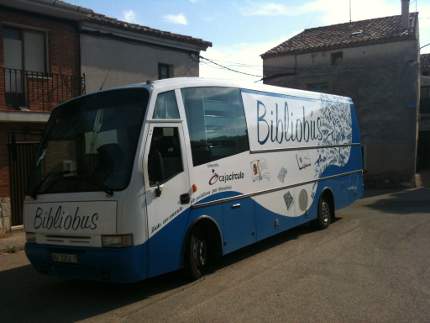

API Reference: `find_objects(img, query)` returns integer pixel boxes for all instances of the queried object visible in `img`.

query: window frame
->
[147,126,184,186]
[2,23,49,73]
[152,90,181,120]
[158,63,173,80]
[143,121,188,190]
[330,51,343,66]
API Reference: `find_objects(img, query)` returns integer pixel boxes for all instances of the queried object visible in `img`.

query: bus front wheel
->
[185,227,209,280]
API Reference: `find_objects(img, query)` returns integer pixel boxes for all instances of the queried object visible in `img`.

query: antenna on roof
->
[349,0,352,23]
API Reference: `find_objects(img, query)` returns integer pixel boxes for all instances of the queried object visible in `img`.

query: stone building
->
[0,0,210,234]
[261,0,420,187]
[417,53,430,171]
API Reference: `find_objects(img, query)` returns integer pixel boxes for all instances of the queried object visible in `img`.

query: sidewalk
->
[0,230,25,254]
[416,171,430,188]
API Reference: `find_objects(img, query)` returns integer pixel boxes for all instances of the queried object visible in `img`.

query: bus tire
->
[185,227,209,280]
[315,194,332,230]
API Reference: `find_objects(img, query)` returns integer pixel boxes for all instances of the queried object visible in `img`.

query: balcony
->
[2,67,86,112]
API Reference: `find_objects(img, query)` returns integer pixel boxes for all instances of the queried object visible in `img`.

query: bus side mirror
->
[155,182,164,197]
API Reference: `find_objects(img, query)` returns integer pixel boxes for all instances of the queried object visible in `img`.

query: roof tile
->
[36,0,211,49]
[86,12,211,48]
[262,13,418,58]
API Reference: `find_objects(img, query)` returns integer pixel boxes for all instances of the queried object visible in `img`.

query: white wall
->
[80,34,200,93]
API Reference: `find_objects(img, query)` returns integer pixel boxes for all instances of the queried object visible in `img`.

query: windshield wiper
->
[31,171,76,199]
[91,178,114,197]
[31,171,114,198]
[101,184,114,197]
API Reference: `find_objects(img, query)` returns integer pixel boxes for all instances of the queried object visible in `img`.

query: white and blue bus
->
[24,78,363,282]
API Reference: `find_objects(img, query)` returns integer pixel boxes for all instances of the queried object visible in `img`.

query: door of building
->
[8,142,39,226]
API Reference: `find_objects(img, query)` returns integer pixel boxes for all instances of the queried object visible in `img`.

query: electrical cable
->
[199,55,262,78]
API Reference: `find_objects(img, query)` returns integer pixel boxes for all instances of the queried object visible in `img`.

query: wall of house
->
[0,122,44,234]
[0,7,80,233]
[0,6,81,112]
[263,40,420,187]
[422,75,430,87]
[418,75,430,170]
[0,124,11,234]
[80,33,200,93]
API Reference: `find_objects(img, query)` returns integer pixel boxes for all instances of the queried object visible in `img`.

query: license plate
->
[51,253,78,264]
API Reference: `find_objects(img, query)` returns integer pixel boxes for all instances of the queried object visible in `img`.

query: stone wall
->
[0,197,11,236]
[263,40,420,187]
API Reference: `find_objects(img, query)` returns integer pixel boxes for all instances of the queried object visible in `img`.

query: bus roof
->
[88,77,353,104]
[141,77,353,104]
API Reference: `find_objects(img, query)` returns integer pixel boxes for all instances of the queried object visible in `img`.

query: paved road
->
[1,188,430,323]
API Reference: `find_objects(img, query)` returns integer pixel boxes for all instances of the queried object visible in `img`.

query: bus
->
[24,78,364,283]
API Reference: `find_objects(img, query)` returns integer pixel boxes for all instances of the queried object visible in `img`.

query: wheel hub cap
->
[321,202,330,224]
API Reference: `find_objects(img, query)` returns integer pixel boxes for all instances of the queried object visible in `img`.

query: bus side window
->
[182,87,249,166]
[153,91,180,119]
[148,127,183,186]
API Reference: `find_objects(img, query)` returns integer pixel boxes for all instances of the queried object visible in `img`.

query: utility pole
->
[349,0,352,23]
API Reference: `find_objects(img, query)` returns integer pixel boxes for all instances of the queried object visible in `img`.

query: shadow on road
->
[365,188,430,214]
[0,263,189,322]
[219,219,323,268]
[0,220,328,323]
[363,188,405,198]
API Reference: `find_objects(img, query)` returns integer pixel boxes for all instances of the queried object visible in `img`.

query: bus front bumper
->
[25,242,147,283]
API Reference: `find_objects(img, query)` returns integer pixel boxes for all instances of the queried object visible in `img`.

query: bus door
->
[143,123,191,275]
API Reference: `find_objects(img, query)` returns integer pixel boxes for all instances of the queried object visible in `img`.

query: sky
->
[68,0,430,82]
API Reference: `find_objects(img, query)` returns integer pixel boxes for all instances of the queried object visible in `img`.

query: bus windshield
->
[30,88,149,196]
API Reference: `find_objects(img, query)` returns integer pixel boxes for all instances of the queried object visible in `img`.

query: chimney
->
[401,0,410,29]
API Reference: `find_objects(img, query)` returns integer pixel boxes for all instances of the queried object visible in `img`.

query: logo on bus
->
[209,169,245,185]
[33,206,99,231]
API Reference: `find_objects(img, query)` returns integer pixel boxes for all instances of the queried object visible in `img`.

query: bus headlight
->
[26,232,36,243]
[101,234,133,247]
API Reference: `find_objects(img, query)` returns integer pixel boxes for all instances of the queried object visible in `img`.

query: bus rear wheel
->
[185,227,209,280]
[315,195,332,230]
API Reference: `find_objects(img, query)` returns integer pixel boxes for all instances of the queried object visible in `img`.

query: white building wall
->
[80,34,200,93]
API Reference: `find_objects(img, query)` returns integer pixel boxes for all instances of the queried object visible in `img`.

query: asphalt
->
[0,188,429,323]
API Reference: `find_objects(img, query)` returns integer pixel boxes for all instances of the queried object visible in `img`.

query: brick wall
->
[0,6,81,112]
[0,124,9,199]
[0,122,44,232]
[0,123,12,233]
[0,7,81,232]
[0,122,44,198]
[0,20,4,110]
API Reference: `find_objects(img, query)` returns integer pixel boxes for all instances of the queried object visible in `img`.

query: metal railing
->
[2,67,86,111]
